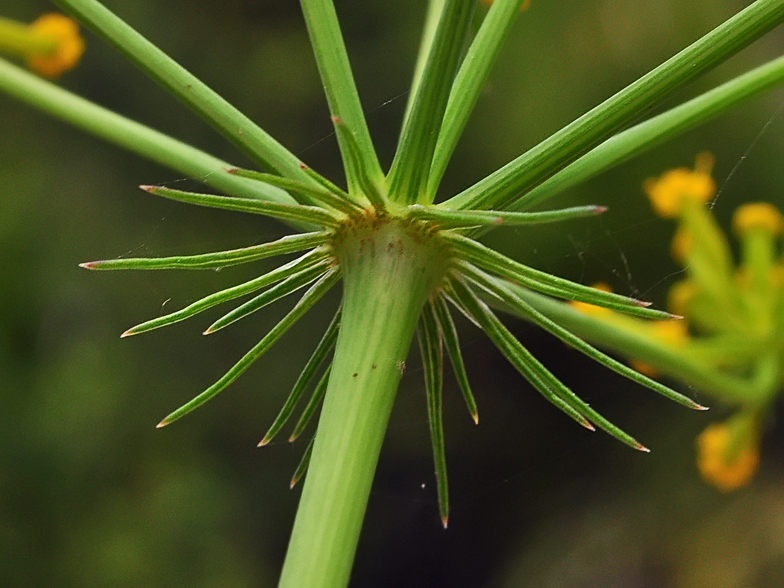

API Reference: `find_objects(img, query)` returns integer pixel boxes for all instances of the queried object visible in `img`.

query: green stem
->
[443,0,784,211]
[53,0,310,182]
[0,16,57,56]
[0,57,296,206]
[510,53,784,212]
[299,0,385,191]
[278,220,448,588]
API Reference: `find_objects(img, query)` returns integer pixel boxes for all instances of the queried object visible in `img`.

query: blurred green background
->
[1,1,784,586]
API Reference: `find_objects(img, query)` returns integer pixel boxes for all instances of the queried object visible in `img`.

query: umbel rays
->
[81,154,703,525]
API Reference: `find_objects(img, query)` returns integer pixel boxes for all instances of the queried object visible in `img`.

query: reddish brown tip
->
[79,262,96,269]
[139,185,155,192]
[593,206,609,214]
[331,115,343,124]
[257,438,271,447]
[298,162,310,171]
[120,329,136,338]
[441,515,449,529]
[691,401,709,411]
[635,442,651,453]
[156,418,170,429]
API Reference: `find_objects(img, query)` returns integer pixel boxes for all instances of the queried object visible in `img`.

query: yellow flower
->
[643,152,716,218]
[25,14,85,78]
[732,202,784,237]
[696,414,760,492]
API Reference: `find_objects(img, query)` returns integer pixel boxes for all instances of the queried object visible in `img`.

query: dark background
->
[2,1,784,586]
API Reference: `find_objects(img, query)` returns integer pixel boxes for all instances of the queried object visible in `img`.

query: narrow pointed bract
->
[444,233,679,320]
[418,301,449,528]
[289,366,332,443]
[121,248,331,337]
[156,269,340,427]
[141,185,342,227]
[204,261,332,334]
[260,309,340,446]
[80,231,328,271]
[432,295,478,424]
[445,275,656,448]
[460,263,707,411]
[290,437,316,489]
[228,168,363,215]
[407,204,606,229]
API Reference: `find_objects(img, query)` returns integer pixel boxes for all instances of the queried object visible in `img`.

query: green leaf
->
[408,204,606,228]
[80,232,328,271]
[0,58,298,207]
[331,117,387,208]
[298,0,384,191]
[443,233,677,319]
[418,301,450,528]
[228,168,364,215]
[53,0,310,182]
[387,0,477,204]
[447,276,649,451]
[122,248,329,337]
[157,270,340,427]
[205,261,334,334]
[259,309,341,447]
[290,437,316,489]
[460,263,707,410]
[508,53,784,212]
[427,0,528,199]
[142,185,341,228]
[289,366,332,443]
[432,295,478,424]
[442,0,784,211]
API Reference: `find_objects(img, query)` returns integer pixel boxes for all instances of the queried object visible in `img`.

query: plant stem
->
[278,219,448,588]
[0,57,294,206]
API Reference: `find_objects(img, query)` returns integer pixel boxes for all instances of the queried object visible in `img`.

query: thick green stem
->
[278,219,448,588]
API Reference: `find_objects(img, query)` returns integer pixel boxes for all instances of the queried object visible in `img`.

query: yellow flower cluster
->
[570,154,784,492]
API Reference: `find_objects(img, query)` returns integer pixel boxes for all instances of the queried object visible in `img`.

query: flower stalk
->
[279,218,449,588]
